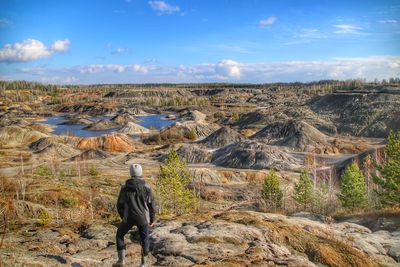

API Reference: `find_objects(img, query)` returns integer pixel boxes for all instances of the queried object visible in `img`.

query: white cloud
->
[77,64,147,74]
[0,18,12,28]
[148,1,180,14]
[9,56,400,84]
[50,39,70,52]
[259,17,277,27]
[296,29,327,39]
[333,24,363,34]
[378,19,398,24]
[215,60,241,79]
[0,38,70,62]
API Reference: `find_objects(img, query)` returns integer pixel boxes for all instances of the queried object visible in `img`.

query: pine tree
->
[338,162,367,211]
[373,130,400,207]
[293,170,314,211]
[261,169,283,211]
[157,150,199,215]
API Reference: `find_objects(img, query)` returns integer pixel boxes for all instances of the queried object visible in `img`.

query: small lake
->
[41,114,174,137]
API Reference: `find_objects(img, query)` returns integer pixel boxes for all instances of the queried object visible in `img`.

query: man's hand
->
[149,223,154,228]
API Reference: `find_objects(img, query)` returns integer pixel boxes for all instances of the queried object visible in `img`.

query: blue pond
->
[42,114,174,137]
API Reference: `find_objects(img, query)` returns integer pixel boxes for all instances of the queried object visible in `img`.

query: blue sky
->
[0,0,399,84]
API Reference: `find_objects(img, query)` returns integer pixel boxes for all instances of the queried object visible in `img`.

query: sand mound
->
[33,143,80,159]
[111,114,140,125]
[211,141,300,170]
[251,120,329,151]
[83,119,120,131]
[60,116,93,125]
[179,110,207,122]
[118,122,149,135]
[166,121,220,139]
[69,149,110,161]
[29,137,81,159]
[233,111,289,130]
[176,144,212,164]
[199,126,246,148]
[30,123,54,134]
[0,126,48,148]
[77,133,143,152]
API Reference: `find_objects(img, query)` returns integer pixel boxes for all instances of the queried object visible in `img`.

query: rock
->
[211,141,301,171]
[118,122,150,135]
[198,126,247,149]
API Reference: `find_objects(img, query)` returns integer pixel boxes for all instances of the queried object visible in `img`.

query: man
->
[114,164,156,267]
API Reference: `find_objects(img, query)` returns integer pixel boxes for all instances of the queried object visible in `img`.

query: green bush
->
[62,194,79,208]
[38,210,52,226]
[88,165,100,177]
[261,169,283,211]
[35,165,52,177]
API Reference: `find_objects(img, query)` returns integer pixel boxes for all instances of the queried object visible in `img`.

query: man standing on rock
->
[114,164,156,267]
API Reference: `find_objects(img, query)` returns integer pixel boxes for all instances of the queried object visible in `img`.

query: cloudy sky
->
[0,0,399,84]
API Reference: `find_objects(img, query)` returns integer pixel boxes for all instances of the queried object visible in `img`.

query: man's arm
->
[116,186,125,219]
[146,185,157,225]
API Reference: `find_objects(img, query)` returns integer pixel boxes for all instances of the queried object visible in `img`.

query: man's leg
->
[115,221,134,266]
[137,224,150,255]
[137,224,150,266]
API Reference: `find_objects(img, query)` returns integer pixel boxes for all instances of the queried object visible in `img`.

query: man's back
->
[117,178,156,226]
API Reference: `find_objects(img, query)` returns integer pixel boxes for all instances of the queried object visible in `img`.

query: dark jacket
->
[117,178,156,226]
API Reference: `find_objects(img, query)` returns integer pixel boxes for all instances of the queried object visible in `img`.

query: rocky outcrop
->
[77,134,144,153]
[2,210,399,267]
[150,210,397,266]
[212,141,301,170]
[199,126,247,149]
[118,122,149,135]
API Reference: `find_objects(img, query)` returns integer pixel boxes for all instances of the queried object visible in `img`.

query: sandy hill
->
[211,140,301,171]
[198,126,246,149]
[118,122,149,135]
[251,120,329,151]
[77,133,144,153]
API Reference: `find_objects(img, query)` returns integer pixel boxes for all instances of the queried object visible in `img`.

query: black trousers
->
[116,220,150,255]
